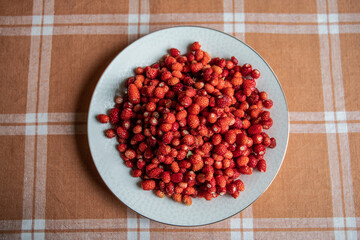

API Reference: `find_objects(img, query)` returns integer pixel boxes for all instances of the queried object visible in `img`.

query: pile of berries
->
[97,42,276,206]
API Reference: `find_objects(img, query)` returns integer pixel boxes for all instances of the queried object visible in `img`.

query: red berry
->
[269,137,277,148]
[263,99,273,109]
[190,42,201,51]
[97,114,109,123]
[105,129,116,138]
[169,48,180,57]
[142,180,156,190]
[251,69,260,79]
[108,108,120,124]
[248,124,263,135]
[128,84,140,104]
[257,159,267,172]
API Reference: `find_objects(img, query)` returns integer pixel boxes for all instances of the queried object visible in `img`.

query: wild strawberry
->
[182,135,195,146]
[251,69,260,79]
[269,137,277,148]
[161,71,172,81]
[247,154,258,168]
[172,193,182,202]
[184,87,196,97]
[172,70,182,79]
[263,99,273,109]
[257,159,266,172]
[190,41,201,51]
[182,76,194,86]
[132,169,142,177]
[225,130,237,144]
[105,129,116,138]
[142,180,156,190]
[259,91,268,100]
[148,167,163,178]
[254,144,266,155]
[161,171,171,183]
[232,191,240,199]
[239,166,253,175]
[215,175,226,188]
[187,115,200,129]
[156,124,170,133]
[182,186,196,196]
[248,124,263,135]
[116,126,129,139]
[108,108,120,124]
[163,112,176,124]
[262,118,273,129]
[97,114,109,123]
[216,95,232,108]
[192,160,204,172]
[195,96,209,108]
[179,96,192,108]
[154,87,165,99]
[187,104,200,115]
[214,144,227,155]
[128,84,140,104]
[236,156,249,167]
[146,68,158,79]
[133,133,145,142]
[195,49,204,61]
[165,56,176,67]
[227,183,237,195]
[170,161,180,173]
[241,63,252,76]
[156,190,165,198]
[234,179,245,191]
[162,131,174,144]
[171,172,183,183]
[169,48,180,57]
[120,108,133,120]
[157,143,169,156]
[191,62,203,73]
[168,77,180,86]
[216,117,231,132]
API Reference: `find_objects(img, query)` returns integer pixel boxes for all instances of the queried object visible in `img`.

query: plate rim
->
[87,25,290,227]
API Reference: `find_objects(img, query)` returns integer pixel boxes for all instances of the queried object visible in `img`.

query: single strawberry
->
[97,114,109,123]
[141,180,156,190]
[128,84,140,104]
[108,108,120,124]
[216,95,232,108]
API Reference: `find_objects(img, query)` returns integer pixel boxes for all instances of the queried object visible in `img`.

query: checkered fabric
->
[0,0,359,239]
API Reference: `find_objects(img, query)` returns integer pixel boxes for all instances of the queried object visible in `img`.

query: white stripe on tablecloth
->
[127,208,138,240]
[127,0,139,43]
[230,218,241,240]
[254,231,336,239]
[242,206,253,240]
[32,2,54,232]
[139,0,150,37]
[139,216,150,240]
[21,0,43,239]
[53,14,128,24]
[0,217,359,231]
[327,1,357,239]
[1,13,360,26]
[2,23,360,36]
[316,2,345,240]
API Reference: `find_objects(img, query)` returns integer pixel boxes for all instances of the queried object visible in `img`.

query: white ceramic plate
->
[87,26,289,226]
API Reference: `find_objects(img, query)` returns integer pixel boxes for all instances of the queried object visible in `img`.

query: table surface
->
[0,0,359,239]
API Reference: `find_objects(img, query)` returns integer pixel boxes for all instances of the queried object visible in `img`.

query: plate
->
[87,26,289,226]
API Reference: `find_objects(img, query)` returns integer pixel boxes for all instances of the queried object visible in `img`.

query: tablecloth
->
[0,0,359,239]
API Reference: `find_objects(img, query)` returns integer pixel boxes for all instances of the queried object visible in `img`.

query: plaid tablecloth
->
[0,0,359,239]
